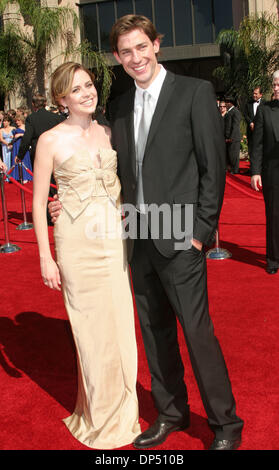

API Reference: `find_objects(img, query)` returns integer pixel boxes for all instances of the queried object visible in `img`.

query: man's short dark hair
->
[32,94,47,109]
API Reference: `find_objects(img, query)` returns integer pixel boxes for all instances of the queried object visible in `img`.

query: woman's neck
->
[67,113,93,133]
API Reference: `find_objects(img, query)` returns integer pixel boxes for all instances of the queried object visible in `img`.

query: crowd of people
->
[1,13,279,452]
[0,102,67,177]
[216,87,266,176]
[216,75,279,275]
[0,83,271,184]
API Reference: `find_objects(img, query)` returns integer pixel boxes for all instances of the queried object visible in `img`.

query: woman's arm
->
[32,133,61,290]
[0,130,9,146]
[14,132,24,139]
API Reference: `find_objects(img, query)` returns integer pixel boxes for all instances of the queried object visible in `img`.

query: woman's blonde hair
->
[15,112,25,123]
[51,62,95,106]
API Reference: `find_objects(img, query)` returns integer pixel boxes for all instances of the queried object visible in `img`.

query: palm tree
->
[0,22,28,106]
[214,13,279,110]
[0,0,112,107]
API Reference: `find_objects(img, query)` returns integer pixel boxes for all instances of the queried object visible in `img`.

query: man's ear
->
[153,38,160,54]
[113,51,122,65]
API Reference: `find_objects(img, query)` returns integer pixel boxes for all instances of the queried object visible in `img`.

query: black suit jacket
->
[109,71,226,260]
[251,100,279,182]
[244,99,264,125]
[244,98,265,148]
[244,101,255,126]
[18,108,64,163]
[224,106,242,142]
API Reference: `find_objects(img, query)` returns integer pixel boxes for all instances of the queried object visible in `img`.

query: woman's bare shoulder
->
[38,121,68,146]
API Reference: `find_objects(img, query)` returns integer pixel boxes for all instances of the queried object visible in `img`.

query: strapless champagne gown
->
[53,148,141,449]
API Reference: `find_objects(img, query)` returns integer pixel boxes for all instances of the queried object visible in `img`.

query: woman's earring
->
[63,106,69,114]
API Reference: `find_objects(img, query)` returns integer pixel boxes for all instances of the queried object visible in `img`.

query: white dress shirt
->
[134,65,167,143]
[253,99,261,116]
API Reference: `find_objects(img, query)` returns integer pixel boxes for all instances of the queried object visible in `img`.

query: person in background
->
[251,71,279,275]
[0,110,4,161]
[7,109,17,127]
[219,100,227,118]
[244,87,264,158]
[0,114,15,173]
[224,96,242,174]
[15,94,65,224]
[15,94,64,168]
[10,112,33,183]
[0,111,4,128]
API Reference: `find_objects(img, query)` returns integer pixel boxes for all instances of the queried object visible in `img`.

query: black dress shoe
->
[209,438,241,450]
[266,267,278,274]
[133,417,190,449]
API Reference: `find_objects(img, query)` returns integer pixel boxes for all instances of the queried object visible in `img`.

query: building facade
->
[1,0,279,108]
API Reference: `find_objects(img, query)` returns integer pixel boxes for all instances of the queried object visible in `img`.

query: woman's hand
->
[251,175,262,191]
[40,256,61,290]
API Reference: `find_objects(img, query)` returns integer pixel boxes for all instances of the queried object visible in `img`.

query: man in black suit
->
[251,71,279,274]
[244,86,264,159]
[108,15,243,450]
[224,97,242,174]
[16,94,65,168]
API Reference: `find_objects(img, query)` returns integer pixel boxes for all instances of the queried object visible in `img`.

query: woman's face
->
[15,118,23,127]
[61,69,98,117]
[3,119,10,128]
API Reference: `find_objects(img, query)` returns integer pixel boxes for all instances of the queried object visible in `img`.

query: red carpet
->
[0,162,278,451]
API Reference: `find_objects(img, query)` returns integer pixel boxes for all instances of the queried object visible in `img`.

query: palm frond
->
[214,12,279,108]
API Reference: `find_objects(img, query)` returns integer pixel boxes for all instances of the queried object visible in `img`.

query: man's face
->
[253,88,262,101]
[113,28,161,89]
[272,78,279,100]
[219,102,226,112]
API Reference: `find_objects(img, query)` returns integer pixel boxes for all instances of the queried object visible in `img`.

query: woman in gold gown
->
[32,62,141,449]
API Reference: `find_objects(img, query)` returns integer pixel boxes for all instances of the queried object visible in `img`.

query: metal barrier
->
[16,162,33,231]
[0,170,21,253]
[206,225,231,260]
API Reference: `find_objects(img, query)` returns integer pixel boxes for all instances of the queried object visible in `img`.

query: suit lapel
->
[270,104,279,142]
[248,102,254,117]
[123,88,137,178]
[144,72,175,158]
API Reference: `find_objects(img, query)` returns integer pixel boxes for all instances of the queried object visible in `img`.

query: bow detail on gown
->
[54,148,122,220]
